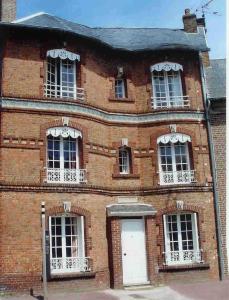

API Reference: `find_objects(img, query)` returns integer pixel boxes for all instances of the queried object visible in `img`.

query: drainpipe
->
[198,52,224,280]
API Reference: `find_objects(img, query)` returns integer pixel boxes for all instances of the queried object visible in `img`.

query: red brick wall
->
[0,31,219,291]
[2,36,204,113]
[210,110,227,275]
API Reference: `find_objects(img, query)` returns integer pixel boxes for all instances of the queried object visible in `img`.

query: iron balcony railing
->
[51,257,91,274]
[159,170,196,185]
[151,95,190,109]
[46,168,87,184]
[163,249,203,265]
[44,83,85,101]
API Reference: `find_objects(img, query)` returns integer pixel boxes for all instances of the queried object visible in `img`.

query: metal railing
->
[46,168,87,184]
[164,249,203,265]
[51,257,91,274]
[151,95,190,109]
[44,83,85,101]
[159,170,196,185]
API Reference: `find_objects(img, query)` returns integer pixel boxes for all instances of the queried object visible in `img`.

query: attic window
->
[44,49,84,101]
[150,62,189,109]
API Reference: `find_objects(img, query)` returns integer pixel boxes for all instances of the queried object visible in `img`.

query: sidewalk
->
[1,279,229,300]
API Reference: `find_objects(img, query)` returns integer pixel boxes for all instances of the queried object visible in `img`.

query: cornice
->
[0,183,212,196]
[0,97,205,125]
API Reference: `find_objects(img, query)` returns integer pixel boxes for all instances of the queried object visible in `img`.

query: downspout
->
[198,52,224,280]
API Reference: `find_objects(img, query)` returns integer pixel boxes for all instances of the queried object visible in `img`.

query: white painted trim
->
[150,62,183,72]
[46,127,82,138]
[47,49,80,62]
[13,12,46,23]
[157,133,191,144]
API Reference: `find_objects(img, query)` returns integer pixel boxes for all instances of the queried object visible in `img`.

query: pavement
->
[1,279,229,300]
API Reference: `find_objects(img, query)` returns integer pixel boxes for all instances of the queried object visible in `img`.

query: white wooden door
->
[121,219,148,285]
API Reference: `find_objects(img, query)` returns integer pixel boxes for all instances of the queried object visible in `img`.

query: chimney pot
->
[185,8,191,15]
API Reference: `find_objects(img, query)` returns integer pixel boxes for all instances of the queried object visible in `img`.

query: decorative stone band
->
[0,98,205,125]
[106,203,157,217]
[46,127,82,138]
[47,49,80,62]
[150,61,183,72]
[157,133,191,144]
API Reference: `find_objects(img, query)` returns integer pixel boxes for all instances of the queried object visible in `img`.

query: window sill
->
[108,97,134,103]
[112,174,140,179]
[158,263,210,272]
[49,271,96,280]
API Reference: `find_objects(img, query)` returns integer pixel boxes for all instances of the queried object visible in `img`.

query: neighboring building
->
[0,1,221,291]
[205,59,227,275]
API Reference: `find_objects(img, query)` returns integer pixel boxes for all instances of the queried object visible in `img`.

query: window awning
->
[150,61,183,72]
[46,127,82,139]
[47,49,80,61]
[157,133,191,144]
[106,204,157,217]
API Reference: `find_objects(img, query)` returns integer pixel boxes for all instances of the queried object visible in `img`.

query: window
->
[157,133,195,185]
[151,62,188,109]
[163,213,202,265]
[49,215,90,274]
[46,57,76,99]
[115,78,126,99]
[46,127,86,184]
[119,147,130,174]
[45,49,84,100]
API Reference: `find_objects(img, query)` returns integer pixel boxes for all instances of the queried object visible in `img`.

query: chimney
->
[183,8,197,33]
[0,0,16,22]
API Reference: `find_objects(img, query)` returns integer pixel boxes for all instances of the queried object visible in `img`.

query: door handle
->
[123,253,127,256]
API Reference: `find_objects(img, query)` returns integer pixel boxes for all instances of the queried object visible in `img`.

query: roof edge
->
[12,12,47,24]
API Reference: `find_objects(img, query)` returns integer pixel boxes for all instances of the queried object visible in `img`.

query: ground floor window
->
[49,215,90,274]
[163,212,202,265]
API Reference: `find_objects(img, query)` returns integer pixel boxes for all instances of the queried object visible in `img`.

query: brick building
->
[205,59,227,276]
[0,1,221,291]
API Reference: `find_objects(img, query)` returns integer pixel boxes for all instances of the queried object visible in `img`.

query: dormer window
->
[151,62,189,109]
[45,49,84,101]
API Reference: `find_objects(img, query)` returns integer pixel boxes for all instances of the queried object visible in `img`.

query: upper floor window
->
[119,147,131,174]
[150,62,189,109]
[49,215,91,274]
[45,49,84,101]
[163,212,202,265]
[157,133,195,185]
[46,127,86,184]
[115,78,126,99]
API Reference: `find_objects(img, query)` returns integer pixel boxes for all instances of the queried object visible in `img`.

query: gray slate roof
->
[107,204,157,217]
[1,12,209,52]
[205,59,226,100]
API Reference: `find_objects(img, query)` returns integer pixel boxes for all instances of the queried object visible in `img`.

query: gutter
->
[198,52,224,280]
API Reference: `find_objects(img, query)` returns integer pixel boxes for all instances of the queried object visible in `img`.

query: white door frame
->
[121,218,148,285]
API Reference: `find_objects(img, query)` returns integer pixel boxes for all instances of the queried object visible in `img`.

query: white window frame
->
[151,70,183,108]
[163,212,201,265]
[158,142,190,173]
[49,215,86,274]
[47,135,79,171]
[158,141,195,185]
[46,57,77,99]
[119,148,130,174]
[115,78,126,99]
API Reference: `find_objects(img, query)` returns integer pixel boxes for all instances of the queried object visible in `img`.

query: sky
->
[17,0,226,59]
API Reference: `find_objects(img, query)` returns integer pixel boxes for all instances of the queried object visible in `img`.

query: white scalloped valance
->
[47,49,80,61]
[150,61,183,72]
[157,133,191,144]
[46,127,82,139]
